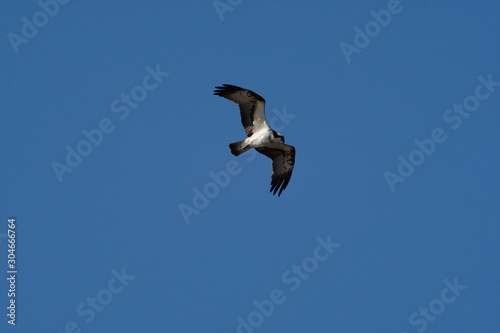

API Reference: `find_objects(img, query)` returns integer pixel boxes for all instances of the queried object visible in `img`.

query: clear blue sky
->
[1,1,499,332]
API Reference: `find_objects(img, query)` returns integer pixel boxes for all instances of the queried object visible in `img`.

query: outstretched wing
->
[214,84,267,137]
[256,144,296,196]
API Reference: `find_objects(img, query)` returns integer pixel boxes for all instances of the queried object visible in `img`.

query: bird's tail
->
[229,140,250,156]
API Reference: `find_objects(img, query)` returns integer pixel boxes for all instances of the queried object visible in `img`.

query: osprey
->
[214,84,296,196]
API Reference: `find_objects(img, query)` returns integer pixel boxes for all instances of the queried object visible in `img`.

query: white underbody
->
[244,125,280,148]
[241,102,282,149]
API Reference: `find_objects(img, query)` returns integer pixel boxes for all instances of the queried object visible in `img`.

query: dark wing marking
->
[214,84,266,137]
[256,144,296,196]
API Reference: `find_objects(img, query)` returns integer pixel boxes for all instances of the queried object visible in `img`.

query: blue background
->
[1,0,499,332]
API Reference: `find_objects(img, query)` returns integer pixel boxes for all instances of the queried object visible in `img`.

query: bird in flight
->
[214,84,296,196]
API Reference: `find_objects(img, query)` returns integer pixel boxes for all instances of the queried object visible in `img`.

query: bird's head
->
[272,130,285,143]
